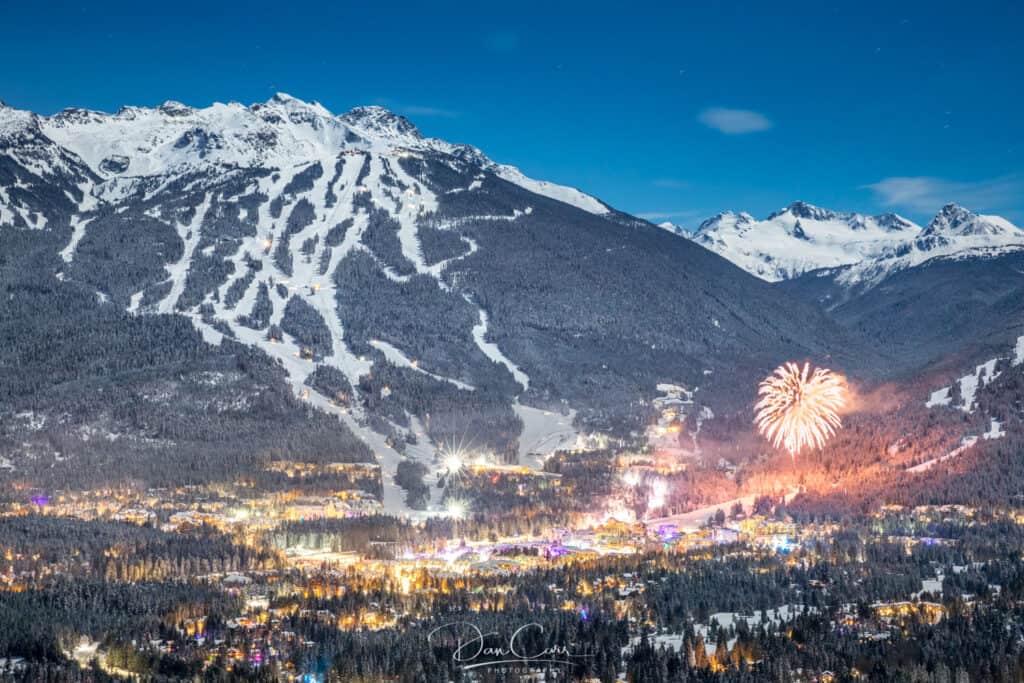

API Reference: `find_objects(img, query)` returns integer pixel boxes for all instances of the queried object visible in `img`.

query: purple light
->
[31,495,49,507]
[546,544,569,559]
[579,606,589,622]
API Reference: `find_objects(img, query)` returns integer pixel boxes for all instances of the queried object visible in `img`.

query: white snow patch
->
[982,418,1005,440]
[925,387,952,408]
[471,307,529,391]
[960,358,999,413]
[624,605,813,658]
[369,339,474,390]
[927,358,1000,412]
[59,216,92,263]
[514,403,578,469]
[646,489,799,529]
[492,164,609,216]
[907,436,979,473]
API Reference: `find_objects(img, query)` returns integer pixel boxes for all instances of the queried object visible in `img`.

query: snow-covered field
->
[514,403,578,468]
[623,604,816,657]
[645,490,798,529]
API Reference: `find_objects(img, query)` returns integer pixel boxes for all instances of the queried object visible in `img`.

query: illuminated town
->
[4,408,1024,681]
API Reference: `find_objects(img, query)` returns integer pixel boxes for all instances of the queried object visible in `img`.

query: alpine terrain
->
[0,95,857,511]
[689,200,1024,374]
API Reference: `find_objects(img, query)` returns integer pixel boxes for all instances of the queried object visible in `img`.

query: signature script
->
[428,621,588,671]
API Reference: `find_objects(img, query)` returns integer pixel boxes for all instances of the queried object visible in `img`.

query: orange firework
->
[754,362,846,457]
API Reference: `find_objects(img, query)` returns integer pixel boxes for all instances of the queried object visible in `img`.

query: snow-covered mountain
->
[657,221,688,237]
[16,94,608,217]
[777,204,1024,374]
[816,204,1024,291]
[689,201,923,282]
[688,200,1024,290]
[0,94,858,510]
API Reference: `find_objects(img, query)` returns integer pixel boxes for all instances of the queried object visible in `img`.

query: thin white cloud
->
[400,105,460,119]
[864,175,1024,214]
[637,209,703,221]
[698,107,772,135]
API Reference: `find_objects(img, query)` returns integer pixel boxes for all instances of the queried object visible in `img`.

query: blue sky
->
[2,0,1021,225]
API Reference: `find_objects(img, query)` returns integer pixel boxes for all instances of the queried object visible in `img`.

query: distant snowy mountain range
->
[682,200,1024,286]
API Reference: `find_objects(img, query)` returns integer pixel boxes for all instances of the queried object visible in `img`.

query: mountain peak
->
[261,93,334,119]
[339,105,422,140]
[696,211,753,232]
[157,100,193,117]
[268,91,300,105]
[874,213,919,233]
[0,107,40,141]
[929,202,972,225]
[768,201,837,221]
[921,203,1019,238]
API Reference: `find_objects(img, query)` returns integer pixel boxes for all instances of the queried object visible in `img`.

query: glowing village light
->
[442,452,465,476]
[445,499,468,520]
[647,479,668,511]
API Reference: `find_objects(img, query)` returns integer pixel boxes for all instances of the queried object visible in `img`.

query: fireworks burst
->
[754,362,846,457]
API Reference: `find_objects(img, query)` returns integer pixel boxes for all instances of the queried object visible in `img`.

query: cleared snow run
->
[157,194,211,314]
[471,307,529,391]
[369,339,474,390]
[646,489,799,529]
[59,216,92,263]
[907,437,979,473]
[514,402,578,469]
